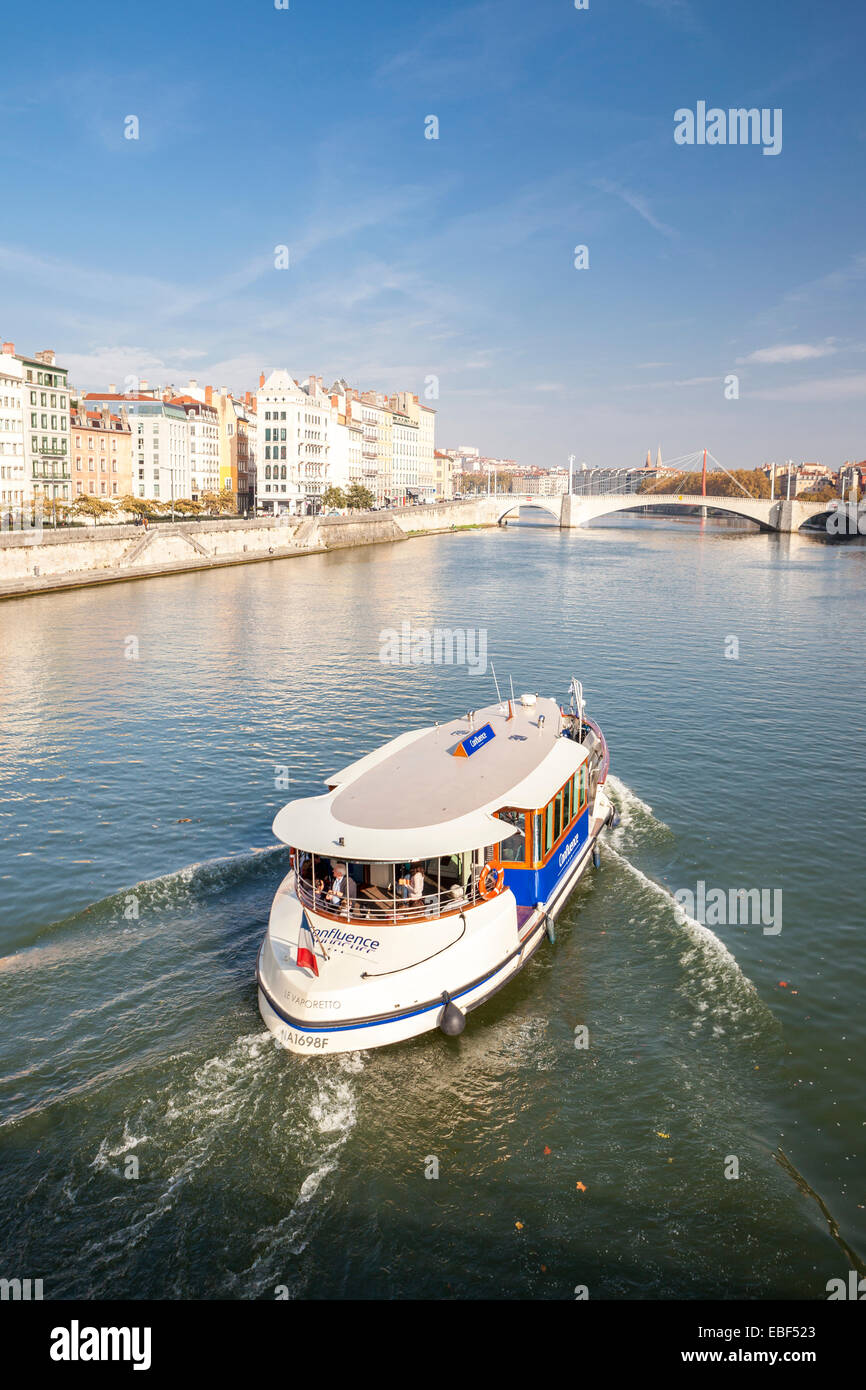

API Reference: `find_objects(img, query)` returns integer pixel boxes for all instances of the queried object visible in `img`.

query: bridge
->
[485,491,834,533]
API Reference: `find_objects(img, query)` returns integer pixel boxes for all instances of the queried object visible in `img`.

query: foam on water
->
[600,779,777,1040]
[229,1051,366,1297]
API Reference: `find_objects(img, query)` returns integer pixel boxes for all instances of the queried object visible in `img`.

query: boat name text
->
[286,990,342,1010]
[558,829,581,869]
[315,927,380,953]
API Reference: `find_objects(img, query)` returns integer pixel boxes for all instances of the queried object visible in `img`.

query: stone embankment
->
[0,497,496,600]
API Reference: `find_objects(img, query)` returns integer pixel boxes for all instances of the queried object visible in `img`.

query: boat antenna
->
[490,663,503,704]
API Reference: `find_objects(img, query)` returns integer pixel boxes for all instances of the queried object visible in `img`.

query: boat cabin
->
[274,694,592,926]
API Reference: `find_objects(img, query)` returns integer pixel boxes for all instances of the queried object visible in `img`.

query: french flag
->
[297,914,319,977]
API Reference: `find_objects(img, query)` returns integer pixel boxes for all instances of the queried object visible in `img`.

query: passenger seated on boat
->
[326,862,357,907]
[298,855,324,898]
[398,864,424,901]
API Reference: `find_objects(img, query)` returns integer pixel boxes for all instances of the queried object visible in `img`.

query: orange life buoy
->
[478,863,505,899]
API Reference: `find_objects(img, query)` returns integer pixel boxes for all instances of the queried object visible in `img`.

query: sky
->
[1,0,864,469]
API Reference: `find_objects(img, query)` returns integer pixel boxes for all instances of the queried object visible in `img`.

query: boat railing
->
[582,715,610,782]
[295,872,496,925]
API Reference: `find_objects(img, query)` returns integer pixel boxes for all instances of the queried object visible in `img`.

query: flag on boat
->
[297,914,319,977]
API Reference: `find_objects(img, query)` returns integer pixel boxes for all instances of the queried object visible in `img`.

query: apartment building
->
[168,395,220,498]
[256,370,305,513]
[19,347,71,508]
[0,344,26,512]
[390,391,436,501]
[434,450,455,499]
[211,389,256,513]
[70,405,133,500]
[84,392,191,502]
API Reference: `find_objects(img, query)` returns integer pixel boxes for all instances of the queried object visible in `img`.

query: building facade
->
[168,396,220,499]
[0,344,26,514]
[255,370,305,513]
[84,394,191,502]
[70,405,133,500]
[19,348,71,510]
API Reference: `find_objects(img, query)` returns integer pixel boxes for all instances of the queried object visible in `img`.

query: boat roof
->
[272,695,589,861]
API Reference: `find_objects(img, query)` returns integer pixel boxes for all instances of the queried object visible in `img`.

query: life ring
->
[478,863,504,899]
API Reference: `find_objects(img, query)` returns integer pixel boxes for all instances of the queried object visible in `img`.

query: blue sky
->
[1,0,864,467]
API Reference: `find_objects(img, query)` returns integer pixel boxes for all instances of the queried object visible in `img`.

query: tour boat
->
[257,680,616,1054]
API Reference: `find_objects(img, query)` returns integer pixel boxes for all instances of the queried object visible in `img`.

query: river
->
[0,510,863,1298]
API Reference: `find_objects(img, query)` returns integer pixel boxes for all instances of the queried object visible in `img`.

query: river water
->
[0,511,863,1299]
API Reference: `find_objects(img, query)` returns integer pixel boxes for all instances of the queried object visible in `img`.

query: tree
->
[117,495,159,519]
[799,484,836,503]
[70,495,116,522]
[200,489,236,516]
[321,485,346,510]
[638,468,770,499]
[345,483,375,511]
[172,497,204,516]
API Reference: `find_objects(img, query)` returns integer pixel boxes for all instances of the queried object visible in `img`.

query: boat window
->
[553,789,563,843]
[496,809,527,865]
[545,800,554,856]
[563,778,572,826]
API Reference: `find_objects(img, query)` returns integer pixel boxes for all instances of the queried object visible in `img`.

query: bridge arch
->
[560,491,830,533]
[584,493,774,530]
[495,495,563,524]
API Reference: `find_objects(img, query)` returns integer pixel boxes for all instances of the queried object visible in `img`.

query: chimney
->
[140,379,149,391]
[205,385,213,405]
[108,383,117,394]
[259,371,265,388]
[1,342,14,355]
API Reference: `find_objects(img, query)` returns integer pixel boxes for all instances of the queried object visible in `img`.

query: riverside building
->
[70,405,133,500]
[17,347,71,509]
[84,391,191,502]
[0,343,26,512]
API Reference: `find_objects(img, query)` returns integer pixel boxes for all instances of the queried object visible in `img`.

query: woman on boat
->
[398,864,425,902]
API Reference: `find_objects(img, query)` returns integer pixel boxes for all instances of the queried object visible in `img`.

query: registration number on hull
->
[280,1028,330,1050]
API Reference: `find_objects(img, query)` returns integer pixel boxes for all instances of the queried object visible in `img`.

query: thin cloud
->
[738,342,837,365]
[594,180,677,239]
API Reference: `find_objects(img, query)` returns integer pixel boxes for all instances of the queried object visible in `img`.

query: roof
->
[272,695,588,860]
[84,393,152,401]
[259,369,306,398]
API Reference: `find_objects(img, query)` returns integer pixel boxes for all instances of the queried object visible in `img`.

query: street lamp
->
[156,463,175,521]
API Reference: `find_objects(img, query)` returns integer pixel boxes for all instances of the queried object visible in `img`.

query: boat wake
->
[227,1051,366,1298]
[77,1034,366,1298]
[0,845,290,970]
[603,776,777,1041]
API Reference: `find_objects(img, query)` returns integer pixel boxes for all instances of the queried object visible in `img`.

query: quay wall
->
[0,498,497,600]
